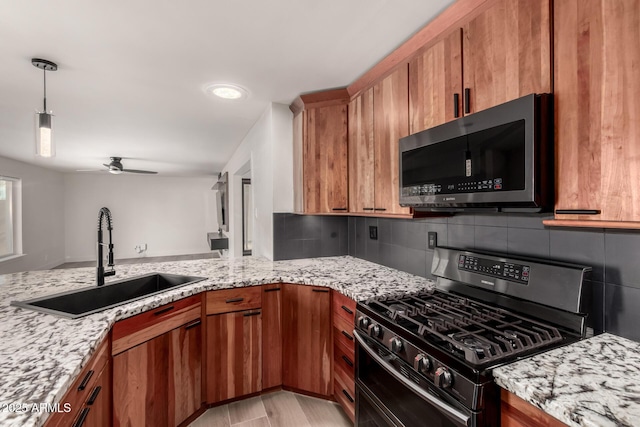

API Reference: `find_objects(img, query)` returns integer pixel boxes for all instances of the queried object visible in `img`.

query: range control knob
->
[358,316,370,329]
[389,337,403,353]
[369,324,383,338]
[434,367,453,389]
[414,354,431,374]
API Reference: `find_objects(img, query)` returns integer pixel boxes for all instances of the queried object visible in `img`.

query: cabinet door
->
[262,284,282,389]
[282,284,331,396]
[113,333,170,427]
[113,321,202,427]
[348,88,375,213]
[553,0,640,224]
[409,29,463,134]
[463,0,551,114]
[206,310,262,403]
[304,104,349,213]
[170,320,202,426]
[374,65,411,215]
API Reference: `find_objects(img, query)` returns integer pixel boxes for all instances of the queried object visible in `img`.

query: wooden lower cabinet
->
[332,290,356,422]
[77,361,111,427]
[206,310,262,403]
[113,319,202,427]
[45,337,111,427]
[262,284,283,390]
[501,389,567,427]
[282,284,332,396]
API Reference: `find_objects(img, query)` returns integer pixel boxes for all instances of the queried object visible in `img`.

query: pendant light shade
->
[36,112,54,157]
[32,58,57,158]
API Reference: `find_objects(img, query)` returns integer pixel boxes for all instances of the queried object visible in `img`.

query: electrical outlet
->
[369,226,378,240]
[428,232,437,249]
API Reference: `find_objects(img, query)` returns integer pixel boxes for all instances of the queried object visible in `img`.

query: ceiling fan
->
[77,157,158,175]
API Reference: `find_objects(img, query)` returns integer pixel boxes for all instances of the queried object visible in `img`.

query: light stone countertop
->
[493,332,640,427]
[0,255,434,427]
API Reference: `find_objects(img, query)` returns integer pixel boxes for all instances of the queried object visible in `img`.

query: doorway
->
[242,178,252,256]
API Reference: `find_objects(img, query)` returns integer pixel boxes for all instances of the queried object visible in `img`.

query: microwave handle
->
[354,331,471,427]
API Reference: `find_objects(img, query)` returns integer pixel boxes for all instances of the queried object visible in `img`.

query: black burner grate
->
[366,289,563,365]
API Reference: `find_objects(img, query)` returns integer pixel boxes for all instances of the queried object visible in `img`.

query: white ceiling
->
[0,0,454,176]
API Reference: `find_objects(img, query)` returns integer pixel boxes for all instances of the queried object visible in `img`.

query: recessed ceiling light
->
[206,84,249,100]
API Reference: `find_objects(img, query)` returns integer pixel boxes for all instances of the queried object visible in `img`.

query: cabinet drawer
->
[112,294,201,355]
[333,313,355,351]
[332,291,356,323]
[334,341,355,377]
[333,377,355,423]
[45,336,110,427]
[206,286,261,315]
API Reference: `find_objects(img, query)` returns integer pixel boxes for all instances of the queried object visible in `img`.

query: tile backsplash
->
[273,212,640,342]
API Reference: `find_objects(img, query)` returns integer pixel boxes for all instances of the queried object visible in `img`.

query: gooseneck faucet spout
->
[97,207,116,286]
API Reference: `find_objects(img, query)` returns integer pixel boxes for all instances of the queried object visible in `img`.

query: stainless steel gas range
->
[354,247,592,427]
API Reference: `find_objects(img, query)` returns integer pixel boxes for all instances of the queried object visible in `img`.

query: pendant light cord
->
[43,68,47,112]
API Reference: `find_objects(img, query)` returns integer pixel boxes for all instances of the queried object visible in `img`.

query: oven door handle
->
[354,331,471,427]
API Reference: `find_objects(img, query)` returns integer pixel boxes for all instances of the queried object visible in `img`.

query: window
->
[0,176,21,260]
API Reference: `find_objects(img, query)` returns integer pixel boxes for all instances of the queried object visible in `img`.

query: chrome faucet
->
[97,207,115,286]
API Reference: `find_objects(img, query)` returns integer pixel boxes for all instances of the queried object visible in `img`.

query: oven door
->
[355,331,474,427]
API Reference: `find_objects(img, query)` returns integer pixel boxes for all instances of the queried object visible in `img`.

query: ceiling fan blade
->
[122,169,158,174]
[102,164,111,168]
[76,169,105,172]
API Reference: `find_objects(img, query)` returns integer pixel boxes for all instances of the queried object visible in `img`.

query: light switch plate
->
[428,232,437,249]
[369,226,378,240]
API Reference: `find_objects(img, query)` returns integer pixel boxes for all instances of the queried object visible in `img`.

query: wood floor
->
[52,252,220,269]
[189,391,352,427]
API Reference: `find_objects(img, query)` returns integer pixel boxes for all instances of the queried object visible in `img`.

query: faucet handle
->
[104,269,116,277]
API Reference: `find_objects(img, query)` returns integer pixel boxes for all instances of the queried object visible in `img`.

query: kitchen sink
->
[11,272,206,319]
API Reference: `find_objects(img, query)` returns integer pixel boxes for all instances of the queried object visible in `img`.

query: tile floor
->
[189,391,352,427]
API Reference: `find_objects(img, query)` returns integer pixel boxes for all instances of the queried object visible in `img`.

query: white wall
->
[0,156,65,274]
[221,102,293,259]
[64,173,217,262]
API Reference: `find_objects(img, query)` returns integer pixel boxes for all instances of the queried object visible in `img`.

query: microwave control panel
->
[402,178,503,196]
[458,255,530,284]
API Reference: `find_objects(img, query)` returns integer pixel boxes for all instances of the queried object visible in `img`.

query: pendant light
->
[32,58,57,158]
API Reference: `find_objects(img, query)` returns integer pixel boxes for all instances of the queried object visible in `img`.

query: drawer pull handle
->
[86,386,102,405]
[154,305,174,316]
[77,370,94,391]
[332,207,348,211]
[243,311,261,317]
[72,408,91,427]
[341,355,354,367]
[374,208,387,211]
[555,209,601,215]
[363,207,374,211]
[342,389,354,403]
[312,289,329,293]
[264,287,281,293]
[341,305,353,315]
[226,297,244,303]
[341,330,354,341]
[185,320,201,330]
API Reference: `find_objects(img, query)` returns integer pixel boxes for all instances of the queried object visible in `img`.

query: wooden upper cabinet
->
[544,0,640,228]
[292,89,349,214]
[349,66,411,216]
[462,0,552,113]
[374,66,411,215]
[409,29,463,134]
[348,88,375,213]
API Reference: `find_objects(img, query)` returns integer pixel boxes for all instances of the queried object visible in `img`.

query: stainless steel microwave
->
[399,93,552,212]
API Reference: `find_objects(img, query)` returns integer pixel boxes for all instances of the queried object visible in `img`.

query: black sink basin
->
[11,272,206,319]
